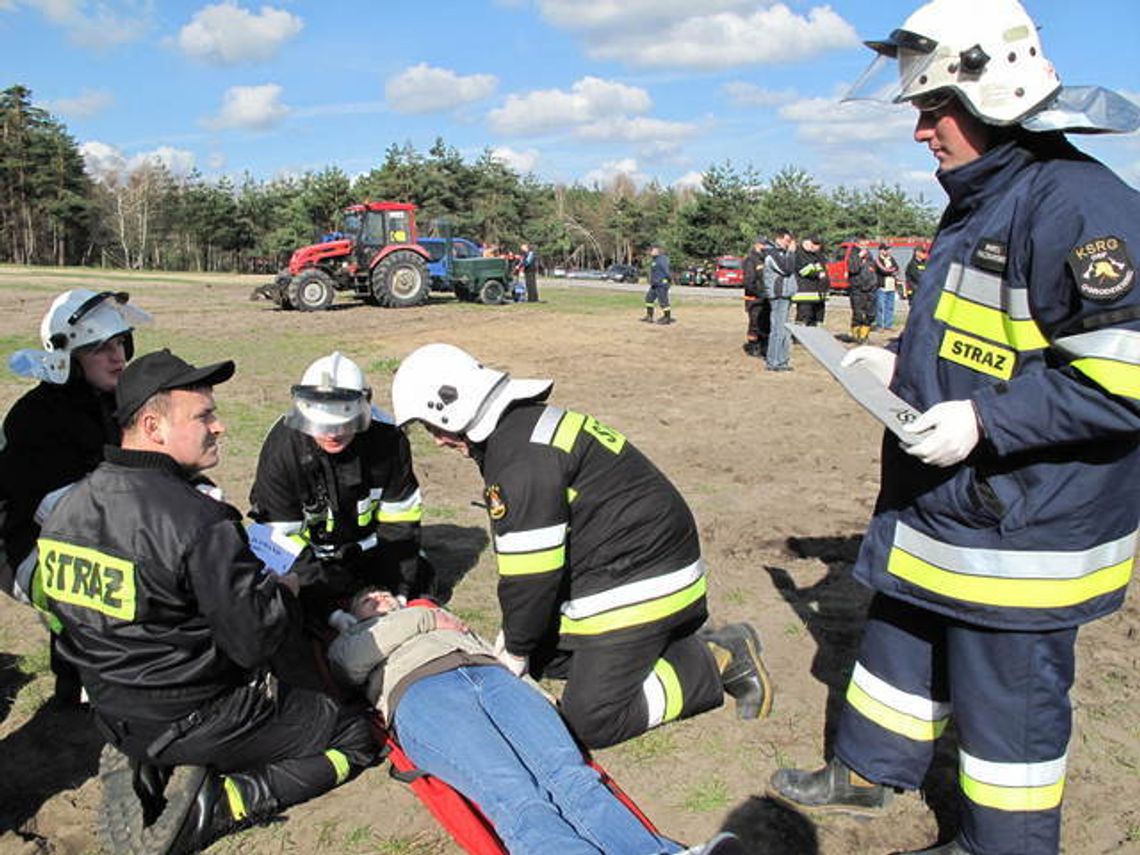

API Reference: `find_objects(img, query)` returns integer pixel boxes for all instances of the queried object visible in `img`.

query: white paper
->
[246,522,303,576]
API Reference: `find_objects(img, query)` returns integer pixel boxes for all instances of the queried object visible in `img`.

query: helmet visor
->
[286,386,371,438]
[844,30,939,104]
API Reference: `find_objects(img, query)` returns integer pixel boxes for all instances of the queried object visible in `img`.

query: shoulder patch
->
[972,238,1008,274]
[484,484,507,521]
[1068,235,1135,303]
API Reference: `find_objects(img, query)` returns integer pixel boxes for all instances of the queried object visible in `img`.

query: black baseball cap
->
[115,348,235,425]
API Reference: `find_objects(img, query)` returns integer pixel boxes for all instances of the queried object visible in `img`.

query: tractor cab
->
[343,203,417,271]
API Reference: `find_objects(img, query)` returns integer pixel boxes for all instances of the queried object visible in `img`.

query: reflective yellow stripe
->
[223,776,248,820]
[888,547,1133,609]
[377,505,423,523]
[357,502,377,527]
[567,487,578,503]
[325,749,350,785]
[934,291,1048,352]
[653,658,684,723]
[960,771,1065,812]
[37,538,137,621]
[846,681,948,742]
[497,545,565,577]
[28,563,64,634]
[552,410,586,453]
[791,292,825,302]
[1072,357,1140,401]
[560,575,706,636]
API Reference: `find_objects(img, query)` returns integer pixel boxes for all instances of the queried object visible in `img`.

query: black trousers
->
[546,621,724,750]
[98,683,377,809]
[746,298,770,348]
[850,290,876,326]
[794,299,826,326]
[524,269,539,302]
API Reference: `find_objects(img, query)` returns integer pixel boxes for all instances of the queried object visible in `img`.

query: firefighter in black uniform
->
[249,352,428,625]
[742,236,771,356]
[391,343,774,749]
[792,236,829,327]
[1,289,150,705]
[37,349,377,854]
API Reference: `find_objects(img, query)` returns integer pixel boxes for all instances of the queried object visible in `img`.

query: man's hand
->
[840,345,897,386]
[492,629,528,676]
[904,400,981,467]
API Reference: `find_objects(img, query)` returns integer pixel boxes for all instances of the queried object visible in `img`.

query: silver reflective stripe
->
[944,263,1034,319]
[381,488,422,514]
[530,405,565,445]
[495,523,568,554]
[1053,329,1140,364]
[894,521,1138,580]
[851,663,952,721]
[642,670,667,728]
[560,559,705,619]
[960,748,1067,787]
[265,520,304,537]
[356,533,379,552]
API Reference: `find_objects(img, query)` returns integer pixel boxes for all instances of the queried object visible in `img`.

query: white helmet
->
[847,0,1060,125]
[286,352,372,439]
[9,289,150,384]
[392,343,552,442]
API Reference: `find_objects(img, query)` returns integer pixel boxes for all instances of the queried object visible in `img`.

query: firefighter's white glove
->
[840,346,896,387]
[904,400,981,467]
[492,629,528,676]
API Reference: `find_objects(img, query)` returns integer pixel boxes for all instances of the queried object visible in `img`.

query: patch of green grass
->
[724,588,747,606]
[18,645,51,677]
[616,727,677,763]
[343,824,377,851]
[314,819,340,850]
[681,777,729,812]
[424,505,459,521]
[368,357,402,376]
[783,621,807,639]
[373,833,448,854]
[1125,823,1140,843]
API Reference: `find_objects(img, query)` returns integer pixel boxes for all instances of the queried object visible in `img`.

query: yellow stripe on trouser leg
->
[653,658,684,724]
[960,772,1065,812]
[325,749,350,785]
[223,776,248,820]
[845,681,948,742]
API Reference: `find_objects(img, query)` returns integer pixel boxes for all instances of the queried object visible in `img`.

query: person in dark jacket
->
[763,228,798,372]
[847,247,878,343]
[741,236,772,357]
[1,289,149,705]
[391,343,774,750]
[517,243,540,302]
[792,237,830,327]
[904,245,929,300]
[249,352,428,626]
[642,243,675,325]
[768,2,1140,853]
[39,349,377,854]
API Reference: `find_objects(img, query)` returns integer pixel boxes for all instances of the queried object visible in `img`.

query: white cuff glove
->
[492,629,528,676]
[840,345,897,387]
[904,400,981,467]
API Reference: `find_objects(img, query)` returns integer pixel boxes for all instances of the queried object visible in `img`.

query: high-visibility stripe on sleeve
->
[495,523,567,554]
[560,573,706,636]
[552,410,586,453]
[652,658,684,724]
[378,488,424,523]
[497,546,566,577]
[1055,329,1140,400]
[959,749,1066,812]
[845,662,951,742]
[325,749,351,785]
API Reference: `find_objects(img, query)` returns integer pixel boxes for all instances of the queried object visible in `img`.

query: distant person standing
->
[642,243,675,325]
[742,236,771,356]
[792,236,829,327]
[872,244,901,331]
[848,247,878,343]
[904,245,930,301]
[763,228,797,371]
[518,243,540,303]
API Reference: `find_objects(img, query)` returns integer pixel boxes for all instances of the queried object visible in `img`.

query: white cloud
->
[491,146,541,174]
[44,88,113,117]
[207,151,227,171]
[385,64,498,115]
[574,116,696,144]
[540,2,858,70]
[80,140,196,182]
[673,170,706,191]
[20,0,151,47]
[488,76,652,136]
[175,2,302,65]
[722,81,797,107]
[779,97,914,146]
[583,157,645,187]
[203,83,291,130]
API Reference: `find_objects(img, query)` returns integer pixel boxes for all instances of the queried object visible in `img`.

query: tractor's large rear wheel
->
[371,251,430,308]
[287,268,336,311]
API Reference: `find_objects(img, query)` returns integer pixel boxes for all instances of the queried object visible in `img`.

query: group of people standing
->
[847,243,930,344]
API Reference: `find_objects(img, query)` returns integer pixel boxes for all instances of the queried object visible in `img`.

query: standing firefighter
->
[250,352,429,625]
[391,344,774,750]
[742,236,772,357]
[642,243,675,325]
[792,236,829,327]
[767,2,1140,854]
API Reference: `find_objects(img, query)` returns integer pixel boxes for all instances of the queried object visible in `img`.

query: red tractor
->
[258,201,433,311]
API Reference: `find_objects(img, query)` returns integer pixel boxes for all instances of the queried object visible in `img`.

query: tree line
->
[0,84,939,274]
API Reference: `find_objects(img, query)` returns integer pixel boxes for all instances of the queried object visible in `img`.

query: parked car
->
[714,256,744,287]
[678,266,713,287]
[551,267,568,277]
[603,263,640,283]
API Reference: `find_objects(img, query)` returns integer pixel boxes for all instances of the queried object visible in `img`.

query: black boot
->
[641,307,655,323]
[893,840,971,854]
[166,770,280,855]
[699,622,773,719]
[656,310,675,325]
[767,756,892,815]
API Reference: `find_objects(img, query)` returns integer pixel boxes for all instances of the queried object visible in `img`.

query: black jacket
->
[249,416,424,601]
[742,247,768,298]
[477,402,707,655]
[38,447,297,722]
[0,378,119,594]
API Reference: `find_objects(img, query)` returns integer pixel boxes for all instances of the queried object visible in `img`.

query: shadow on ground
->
[722,794,820,853]
[422,523,491,605]
[765,534,960,843]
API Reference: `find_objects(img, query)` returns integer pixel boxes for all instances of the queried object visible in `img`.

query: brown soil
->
[0,270,1137,854]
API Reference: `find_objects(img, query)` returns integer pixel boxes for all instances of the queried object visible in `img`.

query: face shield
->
[845,30,940,106]
[286,386,372,439]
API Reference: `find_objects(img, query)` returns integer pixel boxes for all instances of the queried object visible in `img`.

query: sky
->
[3,0,1138,200]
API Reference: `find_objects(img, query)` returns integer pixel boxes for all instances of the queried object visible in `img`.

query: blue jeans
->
[394,665,681,855]
[766,297,791,368]
[875,289,896,329]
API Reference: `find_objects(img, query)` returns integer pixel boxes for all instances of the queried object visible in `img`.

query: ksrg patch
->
[1069,235,1135,303]
[484,484,507,520]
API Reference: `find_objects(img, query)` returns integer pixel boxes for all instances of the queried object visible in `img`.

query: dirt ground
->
[0,267,1137,855]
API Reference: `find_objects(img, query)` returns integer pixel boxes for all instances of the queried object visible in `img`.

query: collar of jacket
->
[105,445,190,479]
[936,137,1038,213]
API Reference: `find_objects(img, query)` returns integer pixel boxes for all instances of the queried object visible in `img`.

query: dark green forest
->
[0,84,938,273]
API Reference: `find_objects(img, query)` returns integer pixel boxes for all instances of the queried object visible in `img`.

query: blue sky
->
[4,1,1138,198]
